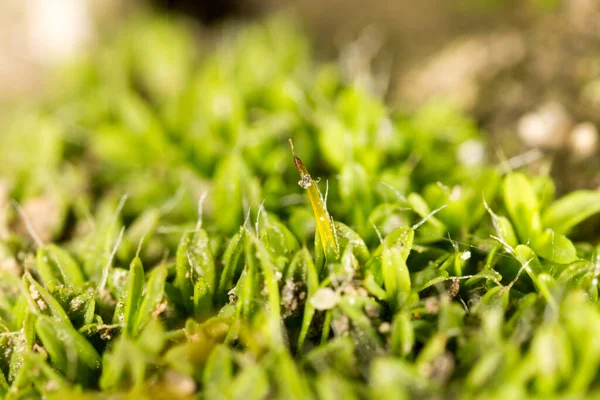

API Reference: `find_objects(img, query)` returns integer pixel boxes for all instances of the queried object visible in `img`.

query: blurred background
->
[1,0,599,191]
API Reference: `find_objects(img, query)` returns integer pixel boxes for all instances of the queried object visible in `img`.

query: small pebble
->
[378,322,392,334]
[517,102,571,149]
[310,287,339,310]
[457,140,485,166]
[569,122,598,160]
[164,369,196,396]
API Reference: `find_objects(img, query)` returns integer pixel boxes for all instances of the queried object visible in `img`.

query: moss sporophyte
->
[289,139,340,260]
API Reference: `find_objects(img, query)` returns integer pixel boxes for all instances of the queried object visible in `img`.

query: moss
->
[0,12,600,399]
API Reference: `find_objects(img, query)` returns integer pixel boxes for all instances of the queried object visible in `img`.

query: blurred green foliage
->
[0,11,599,399]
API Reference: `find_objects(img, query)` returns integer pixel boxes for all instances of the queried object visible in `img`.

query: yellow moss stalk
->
[289,139,339,259]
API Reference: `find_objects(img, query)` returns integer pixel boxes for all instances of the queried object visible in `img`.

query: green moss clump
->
[1,12,600,399]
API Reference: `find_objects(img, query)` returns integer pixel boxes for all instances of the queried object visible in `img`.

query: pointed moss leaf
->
[120,208,161,259]
[414,274,450,293]
[194,277,213,320]
[230,365,269,400]
[514,245,544,275]
[34,352,72,394]
[99,338,127,390]
[134,265,167,335]
[531,230,578,264]
[190,229,217,294]
[83,296,96,326]
[272,352,313,399]
[46,246,86,290]
[82,196,126,284]
[496,215,519,249]
[100,336,148,389]
[218,229,246,292]
[0,370,7,397]
[385,227,414,262]
[35,317,69,378]
[316,115,347,170]
[465,269,503,287]
[297,248,320,350]
[113,257,144,336]
[341,246,360,280]
[502,172,542,242]
[35,247,61,291]
[251,233,283,347]
[218,230,245,298]
[367,203,411,244]
[8,332,28,383]
[314,229,326,274]
[390,312,413,357]
[423,172,500,235]
[23,274,70,324]
[337,296,383,356]
[316,372,360,400]
[465,350,503,390]
[288,207,316,244]
[203,345,234,398]
[334,222,370,265]
[36,315,101,385]
[137,319,166,356]
[284,246,306,281]
[339,162,374,235]
[363,271,387,301]
[484,199,518,250]
[515,245,557,307]
[236,234,259,321]
[407,193,446,236]
[369,359,420,399]
[416,332,447,371]
[213,153,248,234]
[261,219,300,269]
[175,231,197,313]
[365,251,384,287]
[530,325,573,393]
[542,191,600,234]
[382,227,414,310]
[532,175,556,213]
[0,274,26,332]
[37,245,86,291]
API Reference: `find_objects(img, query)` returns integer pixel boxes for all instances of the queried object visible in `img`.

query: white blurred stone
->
[310,287,340,310]
[517,102,571,150]
[26,0,92,64]
[457,139,485,166]
[164,369,196,396]
[569,122,598,160]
